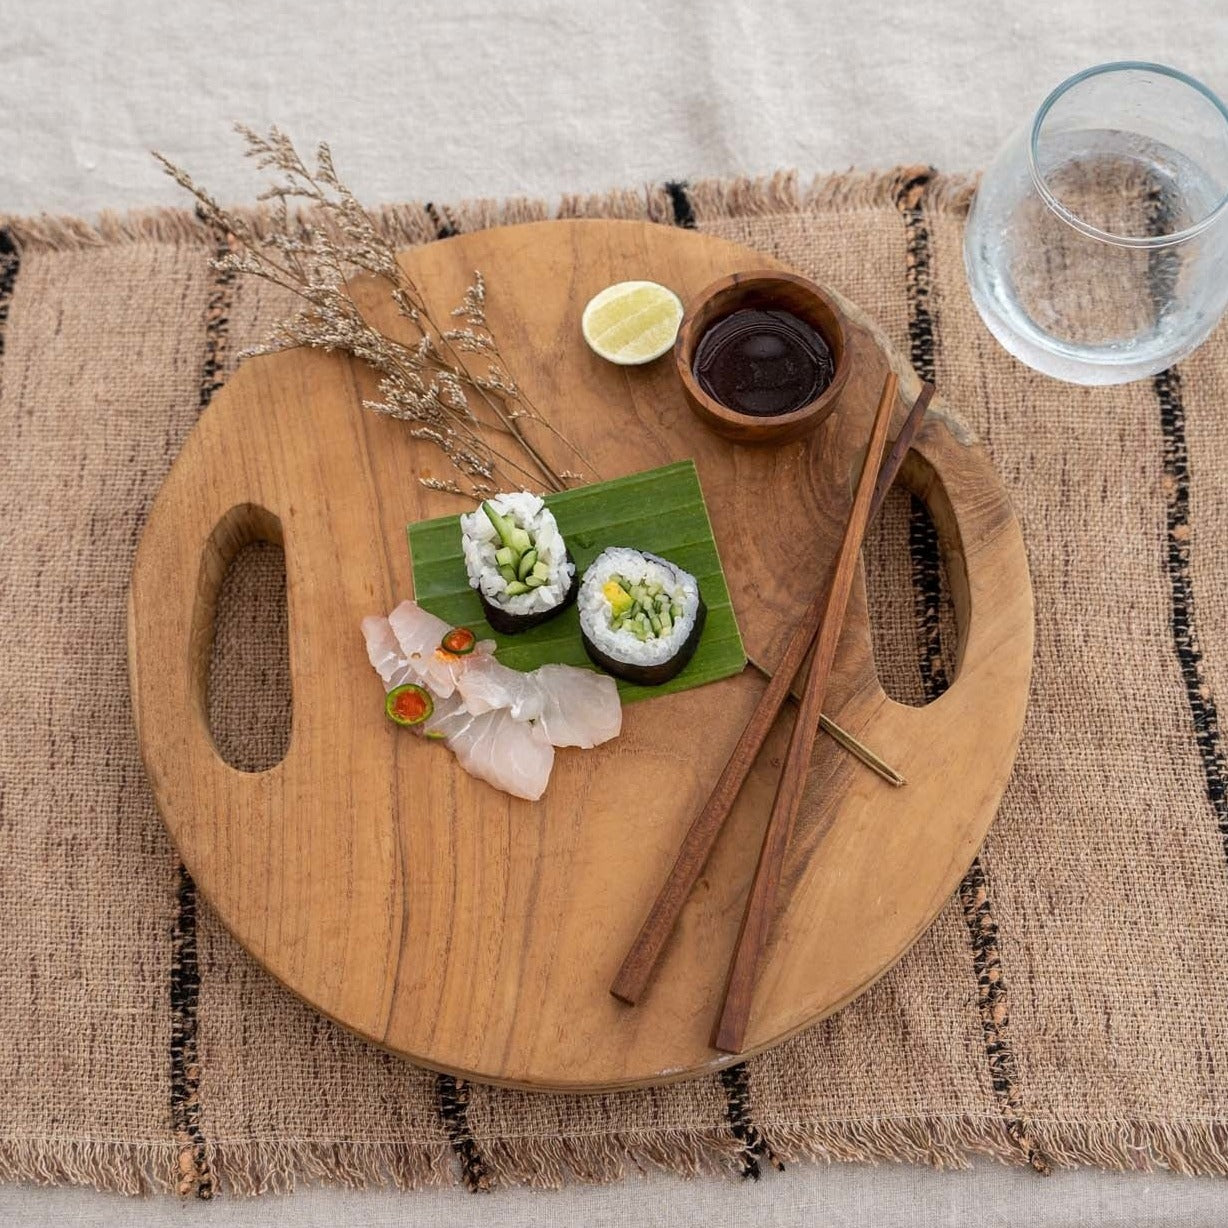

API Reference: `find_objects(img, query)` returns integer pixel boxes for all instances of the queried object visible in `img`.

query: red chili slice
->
[384,683,434,727]
[440,626,477,656]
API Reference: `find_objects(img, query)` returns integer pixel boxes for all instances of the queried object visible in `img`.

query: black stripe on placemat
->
[896,170,937,383]
[426,201,459,239]
[1145,186,1228,865]
[436,1073,491,1191]
[910,494,1048,1172]
[424,195,493,1193]
[0,228,18,362]
[197,230,237,413]
[169,232,237,1200]
[1155,363,1228,855]
[718,1063,779,1180]
[170,863,214,1198]
[896,172,1048,1174]
[661,175,779,1175]
[664,181,697,229]
[908,502,947,692]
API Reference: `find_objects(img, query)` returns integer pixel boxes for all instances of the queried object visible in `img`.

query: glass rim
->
[1027,60,1228,249]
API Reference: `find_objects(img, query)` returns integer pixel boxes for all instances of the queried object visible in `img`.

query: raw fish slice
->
[361,615,419,690]
[365,605,554,799]
[387,598,541,719]
[387,600,463,695]
[418,640,499,697]
[456,655,546,720]
[387,599,452,649]
[422,703,477,742]
[531,663,622,749]
[363,614,468,738]
[420,690,467,739]
[372,602,620,747]
[365,611,488,694]
[444,707,554,801]
[388,600,493,697]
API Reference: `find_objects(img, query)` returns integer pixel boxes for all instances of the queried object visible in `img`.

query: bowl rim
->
[674,269,851,433]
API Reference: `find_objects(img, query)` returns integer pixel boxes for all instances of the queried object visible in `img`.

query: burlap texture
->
[3,169,1228,1196]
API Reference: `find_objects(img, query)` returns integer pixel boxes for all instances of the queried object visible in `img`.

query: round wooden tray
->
[128,219,1033,1092]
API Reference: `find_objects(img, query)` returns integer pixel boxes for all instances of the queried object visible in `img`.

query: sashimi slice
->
[422,701,478,742]
[441,707,555,801]
[420,690,468,739]
[369,600,619,798]
[363,614,468,738]
[388,600,494,697]
[387,600,460,694]
[361,615,419,690]
[387,599,539,717]
[455,655,546,720]
[376,601,622,744]
[532,663,622,749]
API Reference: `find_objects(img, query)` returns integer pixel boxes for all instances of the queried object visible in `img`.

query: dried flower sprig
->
[154,126,597,497]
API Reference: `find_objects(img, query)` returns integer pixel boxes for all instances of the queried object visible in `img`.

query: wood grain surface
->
[128,219,1034,1092]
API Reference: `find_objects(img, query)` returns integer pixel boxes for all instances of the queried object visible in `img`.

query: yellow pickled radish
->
[581,280,684,365]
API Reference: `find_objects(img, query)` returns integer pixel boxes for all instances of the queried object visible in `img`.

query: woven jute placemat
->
[3,167,1228,1197]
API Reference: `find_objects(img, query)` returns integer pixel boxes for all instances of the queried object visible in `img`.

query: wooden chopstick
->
[871,381,933,515]
[747,379,935,779]
[712,371,899,1053]
[746,656,904,786]
[610,377,932,1008]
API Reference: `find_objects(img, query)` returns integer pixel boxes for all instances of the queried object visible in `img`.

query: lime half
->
[581,280,684,365]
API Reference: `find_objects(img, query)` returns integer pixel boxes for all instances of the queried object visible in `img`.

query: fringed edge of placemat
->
[7,1115,1228,1196]
[0,167,978,254]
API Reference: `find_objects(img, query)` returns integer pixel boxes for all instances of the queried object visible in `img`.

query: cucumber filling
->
[482,501,551,600]
[603,574,682,640]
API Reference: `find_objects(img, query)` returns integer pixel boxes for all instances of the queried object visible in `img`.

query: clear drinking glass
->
[964,62,1228,384]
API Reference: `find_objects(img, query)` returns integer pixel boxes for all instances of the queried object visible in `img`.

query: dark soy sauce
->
[692,308,834,417]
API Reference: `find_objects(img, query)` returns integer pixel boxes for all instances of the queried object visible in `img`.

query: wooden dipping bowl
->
[674,270,852,445]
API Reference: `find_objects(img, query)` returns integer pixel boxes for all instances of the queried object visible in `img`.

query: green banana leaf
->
[407,461,746,703]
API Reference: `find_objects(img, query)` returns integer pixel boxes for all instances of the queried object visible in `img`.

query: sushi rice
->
[460,492,574,625]
[578,547,704,681]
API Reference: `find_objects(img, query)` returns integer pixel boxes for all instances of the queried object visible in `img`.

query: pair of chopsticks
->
[611,373,934,1053]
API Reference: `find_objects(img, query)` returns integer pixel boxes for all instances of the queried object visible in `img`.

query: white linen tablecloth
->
[3,1,1227,1222]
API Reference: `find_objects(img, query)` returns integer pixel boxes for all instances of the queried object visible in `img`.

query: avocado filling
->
[602,575,684,642]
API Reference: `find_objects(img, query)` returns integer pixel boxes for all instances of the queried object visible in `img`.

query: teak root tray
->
[128,219,1033,1092]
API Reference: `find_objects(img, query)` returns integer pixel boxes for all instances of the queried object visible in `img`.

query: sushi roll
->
[577,547,706,685]
[459,492,577,634]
